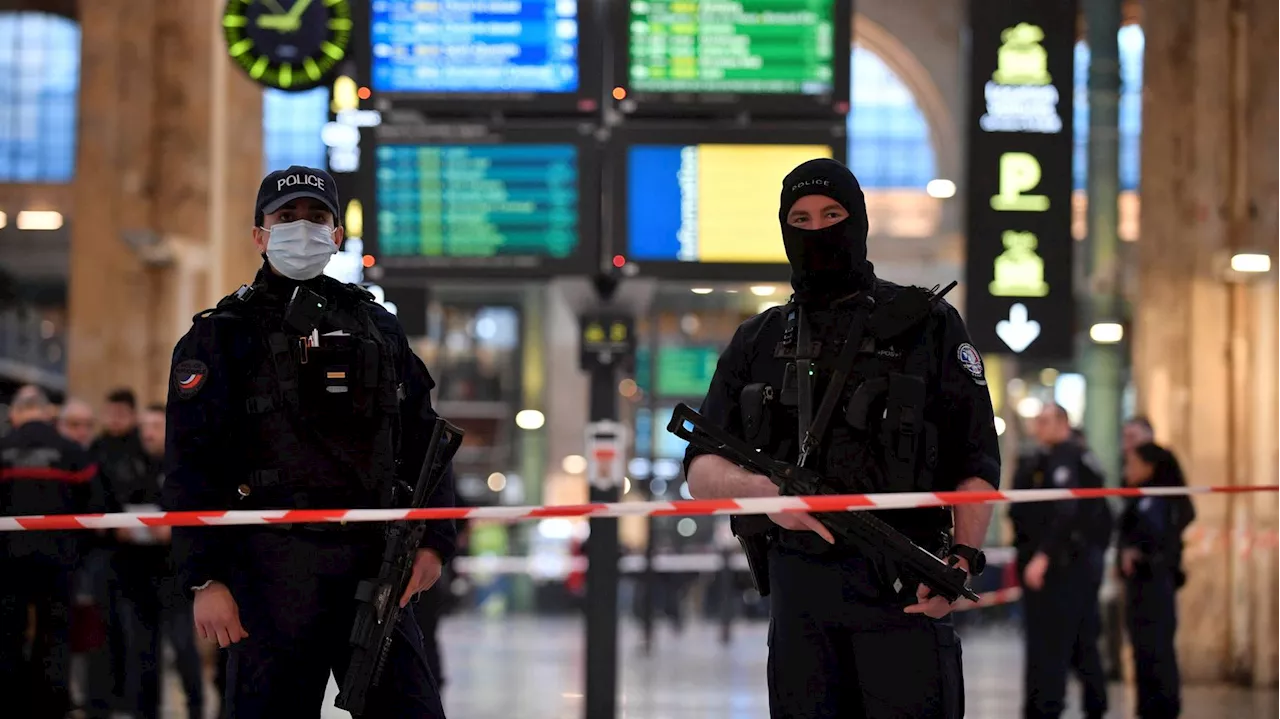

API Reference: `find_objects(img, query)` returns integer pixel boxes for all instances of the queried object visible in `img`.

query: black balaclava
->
[778,158,875,303]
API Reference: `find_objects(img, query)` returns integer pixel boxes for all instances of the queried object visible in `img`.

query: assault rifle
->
[336,417,465,717]
[667,403,978,603]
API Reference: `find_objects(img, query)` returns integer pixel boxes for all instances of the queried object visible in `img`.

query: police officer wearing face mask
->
[684,159,1000,718]
[160,166,456,718]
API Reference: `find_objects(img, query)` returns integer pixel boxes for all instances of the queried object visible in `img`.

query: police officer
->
[1118,442,1194,719]
[0,385,100,718]
[1009,404,1111,719]
[684,159,1000,718]
[161,165,456,718]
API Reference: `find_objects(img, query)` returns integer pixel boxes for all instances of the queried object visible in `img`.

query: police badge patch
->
[956,343,987,386]
[173,359,209,400]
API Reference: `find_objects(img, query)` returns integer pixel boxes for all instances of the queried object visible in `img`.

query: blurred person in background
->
[1119,443,1195,719]
[59,398,97,449]
[114,404,204,719]
[0,385,100,718]
[86,388,151,719]
[1121,416,1155,454]
[1008,404,1112,719]
[55,397,103,713]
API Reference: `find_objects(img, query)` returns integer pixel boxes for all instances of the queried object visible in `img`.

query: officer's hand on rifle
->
[193,581,248,648]
[904,554,971,618]
[398,548,444,608]
[768,511,836,544]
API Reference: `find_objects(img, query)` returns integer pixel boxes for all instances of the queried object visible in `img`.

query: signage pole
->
[580,275,632,719]
[1082,0,1125,484]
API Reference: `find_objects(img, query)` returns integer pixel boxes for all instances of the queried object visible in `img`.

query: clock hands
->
[262,0,288,14]
[256,0,314,32]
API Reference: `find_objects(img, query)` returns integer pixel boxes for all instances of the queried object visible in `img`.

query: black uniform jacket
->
[161,269,457,593]
[684,279,1000,545]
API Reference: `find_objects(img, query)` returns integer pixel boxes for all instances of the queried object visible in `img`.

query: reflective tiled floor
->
[164,616,1278,718]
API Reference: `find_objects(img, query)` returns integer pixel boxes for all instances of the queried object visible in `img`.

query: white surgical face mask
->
[264,220,338,280]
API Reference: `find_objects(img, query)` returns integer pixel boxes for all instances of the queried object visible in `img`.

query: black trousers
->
[766,545,964,719]
[118,574,205,719]
[83,548,127,719]
[0,554,74,719]
[1019,550,1108,719]
[224,529,445,719]
[1125,571,1180,719]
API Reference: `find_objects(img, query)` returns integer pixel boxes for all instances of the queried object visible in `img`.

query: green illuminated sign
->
[989,230,1049,297]
[993,23,1051,86]
[991,152,1050,211]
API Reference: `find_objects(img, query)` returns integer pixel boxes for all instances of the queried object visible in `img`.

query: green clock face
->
[222,0,353,92]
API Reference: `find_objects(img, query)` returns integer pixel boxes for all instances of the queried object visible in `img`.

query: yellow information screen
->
[626,143,834,263]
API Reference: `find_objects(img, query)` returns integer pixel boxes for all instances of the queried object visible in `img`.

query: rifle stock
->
[668,403,977,603]
[335,416,465,717]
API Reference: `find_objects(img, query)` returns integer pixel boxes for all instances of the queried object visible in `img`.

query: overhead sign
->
[580,315,635,371]
[964,1,1077,360]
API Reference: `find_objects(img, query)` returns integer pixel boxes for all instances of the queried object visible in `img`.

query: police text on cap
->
[277,173,325,192]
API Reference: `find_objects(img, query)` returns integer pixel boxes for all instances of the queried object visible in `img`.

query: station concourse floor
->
[163,616,1277,718]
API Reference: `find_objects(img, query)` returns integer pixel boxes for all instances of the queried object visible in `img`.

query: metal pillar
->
[581,276,630,719]
[1082,0,1125,484]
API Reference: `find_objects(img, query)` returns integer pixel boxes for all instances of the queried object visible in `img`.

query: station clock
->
[222,0,353,92]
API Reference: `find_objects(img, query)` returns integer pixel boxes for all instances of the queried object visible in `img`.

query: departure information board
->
[627,0,835,95]
[625,142,833,265]
[370,0,581,94]
[375,144,579,262]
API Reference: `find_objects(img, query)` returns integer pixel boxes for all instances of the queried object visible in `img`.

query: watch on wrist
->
[950,544,987,576]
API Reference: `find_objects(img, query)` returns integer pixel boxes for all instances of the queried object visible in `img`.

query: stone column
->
[68,0,262,407]
[1135,0,1278,686]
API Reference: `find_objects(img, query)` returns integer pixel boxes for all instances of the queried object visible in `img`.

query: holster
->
[730,514,774,596]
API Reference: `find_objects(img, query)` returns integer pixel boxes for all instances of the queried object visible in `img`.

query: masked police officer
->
[684,159,1000,718]
[161,166,456,718]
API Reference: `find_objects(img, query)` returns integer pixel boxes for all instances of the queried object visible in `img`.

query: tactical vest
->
[739,282,949,537]
[201,280,403,510]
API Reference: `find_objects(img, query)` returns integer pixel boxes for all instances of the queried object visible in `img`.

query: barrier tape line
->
[0,484,1275,532]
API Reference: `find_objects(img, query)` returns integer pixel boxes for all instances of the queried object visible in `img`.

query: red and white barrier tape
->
[0,484,1274,532]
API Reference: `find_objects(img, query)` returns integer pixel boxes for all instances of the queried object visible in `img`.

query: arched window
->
[848,44,937,190]
[1073,25,1145,191]
[0,12,80,183]
[262,87,330,173]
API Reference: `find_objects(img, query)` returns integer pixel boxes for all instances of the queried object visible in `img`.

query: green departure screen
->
[375,144,579,259]
[636,346,721,398]
[628,0,835,95]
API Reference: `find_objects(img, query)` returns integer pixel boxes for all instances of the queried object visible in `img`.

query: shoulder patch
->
[1052,465,1072,486]
[956,342,987,386]
[172,359,209,400]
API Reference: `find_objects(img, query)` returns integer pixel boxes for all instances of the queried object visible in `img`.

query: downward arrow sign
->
[996,303,1041,353]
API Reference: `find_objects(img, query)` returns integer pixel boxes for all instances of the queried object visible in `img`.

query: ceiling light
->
[1230,253,1271,273]
[515,409,545,430]
[749,285,776,296]
[561,454,588,475]
[1089,323,1124,344]
[926,179,957,199]
[691,288,713,295]
[16,210,63,230]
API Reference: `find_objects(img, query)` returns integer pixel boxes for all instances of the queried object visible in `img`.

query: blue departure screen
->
[370,0,581,94]
[376,144,579,259]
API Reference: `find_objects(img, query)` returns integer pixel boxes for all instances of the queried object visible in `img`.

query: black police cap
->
[256,165,341,222]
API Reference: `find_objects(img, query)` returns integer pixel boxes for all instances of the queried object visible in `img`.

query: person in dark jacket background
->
[0,385,100,718]
[1009,404,1111,719]
[86,388,151,719]
[1119,442,1194,719]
